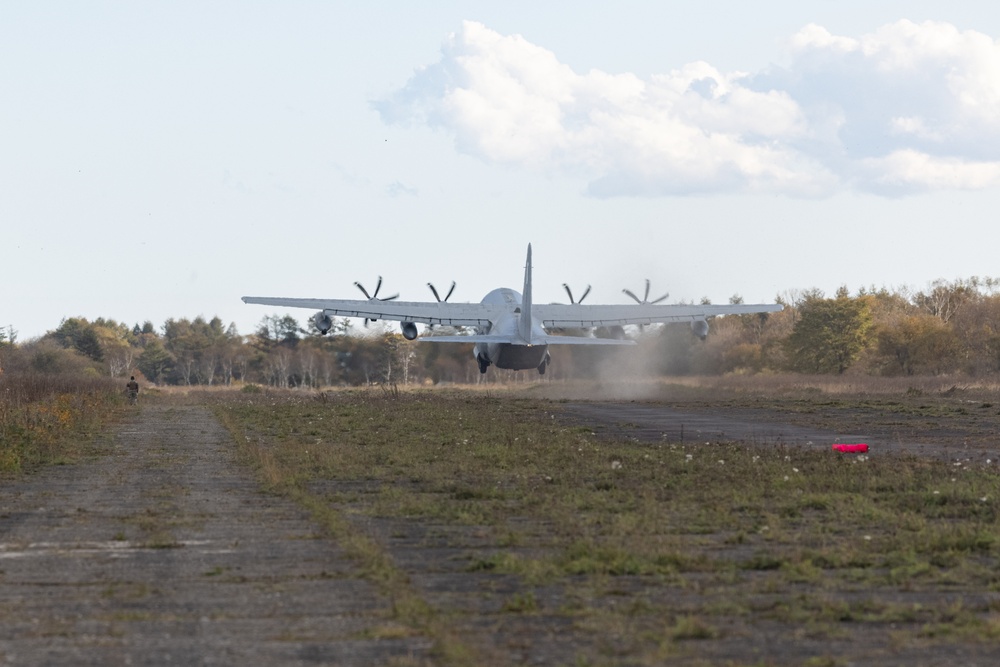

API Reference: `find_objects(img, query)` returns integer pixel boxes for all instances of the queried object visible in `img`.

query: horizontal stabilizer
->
[421,334,636,346]
[420,334,523,344]
[532,335,636,346]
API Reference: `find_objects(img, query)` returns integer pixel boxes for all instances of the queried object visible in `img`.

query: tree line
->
[2,277,999,386]
[0,314,479,387]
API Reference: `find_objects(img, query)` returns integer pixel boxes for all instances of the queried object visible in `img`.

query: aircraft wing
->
[532,302,783,329]
[240,296,506,328]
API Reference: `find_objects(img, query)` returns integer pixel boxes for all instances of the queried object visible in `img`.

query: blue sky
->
[4,1,1000,340]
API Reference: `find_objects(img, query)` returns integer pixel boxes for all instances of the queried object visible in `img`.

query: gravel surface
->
[0,402,431,666]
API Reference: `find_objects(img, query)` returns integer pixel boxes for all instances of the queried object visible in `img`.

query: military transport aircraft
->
[242,245,783,375]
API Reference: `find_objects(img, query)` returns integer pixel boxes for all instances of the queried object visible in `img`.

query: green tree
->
[160,316,233,385]
[784,293,874,374]
[256,315,301,347]
[250,315,302,387]
[137,339,173,384]
[162,318,200,384]
[50,317,104,362]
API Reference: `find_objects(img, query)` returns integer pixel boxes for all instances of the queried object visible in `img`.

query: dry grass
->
[208,382,1000,665]
[0,373,127,473]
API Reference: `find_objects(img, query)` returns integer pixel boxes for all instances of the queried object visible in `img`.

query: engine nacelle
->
[691,319,709,340]
[401,321,418,340]
[313,312,333,335]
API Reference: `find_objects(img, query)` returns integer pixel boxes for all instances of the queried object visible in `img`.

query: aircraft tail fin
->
[518,244,533,343]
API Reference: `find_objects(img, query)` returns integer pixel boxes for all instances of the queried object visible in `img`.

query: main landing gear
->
[477,354,490,374]
[537,352,551,375]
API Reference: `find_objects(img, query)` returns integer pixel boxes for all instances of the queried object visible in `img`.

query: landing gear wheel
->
[537,360,547,375]
[477,355,490,374]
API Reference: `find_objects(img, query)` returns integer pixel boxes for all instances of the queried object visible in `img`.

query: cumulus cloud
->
[373,20,1000,197]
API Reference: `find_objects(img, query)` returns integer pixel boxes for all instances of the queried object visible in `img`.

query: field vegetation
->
[208,383,1000,665]
[0,373,127,473]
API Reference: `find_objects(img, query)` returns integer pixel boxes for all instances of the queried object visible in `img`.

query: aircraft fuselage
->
[475,288,550,372]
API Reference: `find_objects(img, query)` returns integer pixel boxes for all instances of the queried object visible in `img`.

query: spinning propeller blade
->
[563,283,591,305]
[623,279,668,305]
[353,276,398,326]
[428,281,456,303]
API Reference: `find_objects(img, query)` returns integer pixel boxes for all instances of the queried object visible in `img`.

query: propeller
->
[428,281,456,303]
[563,283,591,305]
[623,279,668,305]
[427,281,456,331]
[624,279,668,333]
[354,276,398,326]
[354,276,397,301]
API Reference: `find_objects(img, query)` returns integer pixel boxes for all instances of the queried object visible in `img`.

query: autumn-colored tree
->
[949,295,1000,375]
[685,296,780,374]
[22,273,1000,384]
[875,314,959,375]
[913,277,999,323]
[784,291,874,374]
[14,339,101,375]
[689,316,744,374]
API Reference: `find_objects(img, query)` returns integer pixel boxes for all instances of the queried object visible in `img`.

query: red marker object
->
[832,444,869,453]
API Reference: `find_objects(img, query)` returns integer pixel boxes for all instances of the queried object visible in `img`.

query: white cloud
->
[863,149,1000,193]
[889,116,944,141]
[858,20,1000,128]
[375,20,1000,197]
[789,23,858,54]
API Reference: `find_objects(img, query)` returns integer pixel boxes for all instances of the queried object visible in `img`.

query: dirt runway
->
[560,399,1000,462]
[3,394,999,666]
[0,403,431,666]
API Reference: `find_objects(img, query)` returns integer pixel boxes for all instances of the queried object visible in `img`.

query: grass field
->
[0,373,126,473]
[208,382,1000,665]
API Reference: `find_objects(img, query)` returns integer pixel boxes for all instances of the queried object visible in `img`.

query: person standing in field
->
[126,376,139,404]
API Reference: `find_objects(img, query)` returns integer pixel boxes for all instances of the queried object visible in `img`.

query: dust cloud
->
[547,329,675,401]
